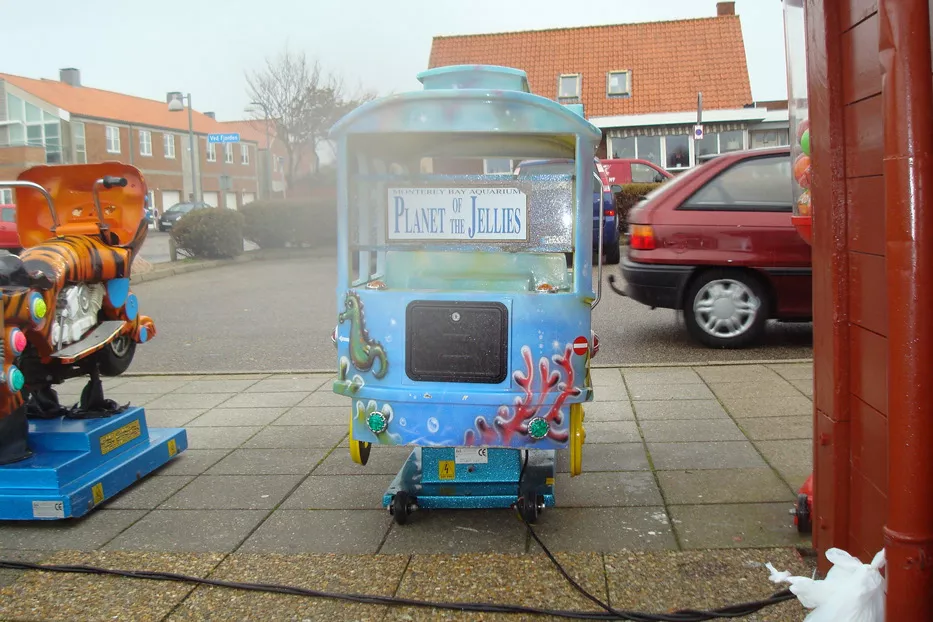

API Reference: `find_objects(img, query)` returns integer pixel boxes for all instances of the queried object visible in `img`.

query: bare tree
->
[246,47,375,187]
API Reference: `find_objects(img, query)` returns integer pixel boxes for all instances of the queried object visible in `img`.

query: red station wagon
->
[615,147,812,348]
[0,205,21,253]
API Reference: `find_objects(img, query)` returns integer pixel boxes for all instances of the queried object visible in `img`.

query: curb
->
[124,358,814,377]
[131,246,334,285]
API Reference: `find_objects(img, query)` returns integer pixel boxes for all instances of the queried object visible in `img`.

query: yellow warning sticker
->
[545,477,555,486]
[99,419,141,455]
[91,483,104,505]
[438,460,456,480]
[167,439,178,457]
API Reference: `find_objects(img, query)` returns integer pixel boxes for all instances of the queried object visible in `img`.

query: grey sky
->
[3,0,787,121]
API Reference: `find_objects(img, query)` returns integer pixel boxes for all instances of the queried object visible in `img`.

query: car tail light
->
[629,225,656,250]
[604,209,615,217]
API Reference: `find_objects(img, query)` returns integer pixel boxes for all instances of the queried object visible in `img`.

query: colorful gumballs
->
[794,154,812,189]
[796,190,811,217]
[800,129,810,156]
[796,118,810,143]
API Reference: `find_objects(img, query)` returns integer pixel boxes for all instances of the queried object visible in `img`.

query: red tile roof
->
[428,16,752,118]
[0,73,245,137]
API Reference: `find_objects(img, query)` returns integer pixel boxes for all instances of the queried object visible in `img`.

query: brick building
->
[428,1,789,173]
[0,68,261,212]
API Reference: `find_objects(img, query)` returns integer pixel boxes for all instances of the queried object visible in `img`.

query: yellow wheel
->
[569,403,585,477]
[349,410,371,466]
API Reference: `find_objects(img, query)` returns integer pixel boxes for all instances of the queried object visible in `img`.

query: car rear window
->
[680,155,793,212]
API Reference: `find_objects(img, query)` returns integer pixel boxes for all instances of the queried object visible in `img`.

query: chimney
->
[717,1,735,15]
[60,68,81,87]
[204,112,216,119]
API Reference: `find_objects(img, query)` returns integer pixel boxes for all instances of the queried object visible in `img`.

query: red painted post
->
[880,0,933,617]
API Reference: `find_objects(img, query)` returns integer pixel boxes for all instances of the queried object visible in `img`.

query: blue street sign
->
[208,133,240,144]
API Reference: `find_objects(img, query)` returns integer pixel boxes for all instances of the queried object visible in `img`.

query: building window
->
[224,143,233,164]
[558,74,581,99]
[719,130,745,153]
[749,129,790,149]
[206,141,216,162]
[665,134,690,169]
[73,121,87,164]
[635,136,662,167]
[609,137,636,159]
[0,189,12,204]
[5,94,63,163]
[241,144,249,165]
[163,133,176,158]
[607,71,631,97]
[106,126,121,153]
[483,158,513,175]
[139,130,152,156]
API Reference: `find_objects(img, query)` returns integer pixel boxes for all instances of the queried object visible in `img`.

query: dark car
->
[617,146,811,348]
[157,201,212,231]
[514,158,621,264]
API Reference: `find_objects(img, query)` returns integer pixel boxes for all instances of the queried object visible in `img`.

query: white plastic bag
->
[765,548,885,621]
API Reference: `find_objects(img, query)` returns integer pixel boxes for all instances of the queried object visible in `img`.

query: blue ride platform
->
[383,447,555,522]
[0,406,187,520]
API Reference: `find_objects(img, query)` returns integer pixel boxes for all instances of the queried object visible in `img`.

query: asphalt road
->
[129,255,812,374]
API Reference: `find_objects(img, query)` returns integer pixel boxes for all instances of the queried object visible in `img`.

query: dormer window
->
[558,74,581,99]
[607,70,631,97]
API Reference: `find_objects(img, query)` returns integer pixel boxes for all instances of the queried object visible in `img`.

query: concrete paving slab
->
[205,448,329,476]
[242,425,348,449]
[0,510,146,551]
[627,383,715,401]
[388,552,608,621]
[160,474,304,510]
[110,378,194,393]
[312,447,412,476]
[0,550,48,588]
[153,449,231,476]
[556,443,651,472]
[531,507,677,552]
[591,385,629,402]
[143,408,207,428]
[174,378,263,393]
[246,375,331,393]
[790,378,813,397]
[0,551,224,622]
[145,392,236,410]
[272,406,348,426]
[669,503,809,550]
[282,474,389,510]
[95,392,164,406]
[604,548,812,621]
[737,416,813,440]
[186,407,288,427]
[219,391,310,409]
[555,471,663,507]
[647,441,768,470]
[640,419,746,443]
[754,440,813,475]
[104,510,268,553]
[590,367,624,386]
[583,400,635,421]
[720,395,813,418]
[708,380,803,401]
[767,362,814,380]
[381,510,526,554]
[103,475,195,510]
[298,391,349,408]
[166,552,406,622]
[657,469,795,505]
[623,367,704,385]
[633,399,729,420]
[582,421,642,444]
[695,365,782,384]
[238,510,390,554]
[184,426,263,449]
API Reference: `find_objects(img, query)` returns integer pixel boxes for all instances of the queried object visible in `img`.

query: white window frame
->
[206,140,216,162]
[139,130,152,156]
[106,125,121,154]
[241,143,249,165]
[0,189,12,204]
[224,143,234,164]
[607,70,632,97]
[558,74,581,99]
[73,121,87,164]
[163,133,176,159]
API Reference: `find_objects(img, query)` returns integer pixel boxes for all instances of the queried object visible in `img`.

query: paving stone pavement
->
[0,363,817,620]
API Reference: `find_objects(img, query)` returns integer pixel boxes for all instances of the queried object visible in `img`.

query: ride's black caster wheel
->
[391,491,414,525]
[795,492,812,534]
[518,494,542,524]
[96,336,137,377]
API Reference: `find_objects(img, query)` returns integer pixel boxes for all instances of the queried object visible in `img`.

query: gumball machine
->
[784,0,812,244]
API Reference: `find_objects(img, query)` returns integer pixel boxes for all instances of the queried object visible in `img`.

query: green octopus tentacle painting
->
[338,291,388,379]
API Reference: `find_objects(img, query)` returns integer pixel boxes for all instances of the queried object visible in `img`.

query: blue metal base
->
[0,407,187,520]
[383,447,555,512]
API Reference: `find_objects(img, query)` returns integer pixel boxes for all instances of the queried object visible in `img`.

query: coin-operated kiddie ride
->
[0,163,186,520]
[330,65,604,523]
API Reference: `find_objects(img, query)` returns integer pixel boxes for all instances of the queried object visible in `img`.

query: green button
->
[367,411,388,434]
[528,417,549,440]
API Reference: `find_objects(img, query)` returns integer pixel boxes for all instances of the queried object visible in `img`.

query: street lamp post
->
[248,101,272,199]
[168,93,200,202]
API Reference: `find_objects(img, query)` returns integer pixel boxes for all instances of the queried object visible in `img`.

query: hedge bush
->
[170,208,245,259]
[240,199,333,249]
[614,182,664,233]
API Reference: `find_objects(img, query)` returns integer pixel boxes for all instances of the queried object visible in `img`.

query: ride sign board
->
[207,133,240,144]
[387,187,528,242]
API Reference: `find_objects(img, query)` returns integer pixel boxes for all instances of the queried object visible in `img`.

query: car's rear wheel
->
[604,242,620,265]
[683,270,768,348]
